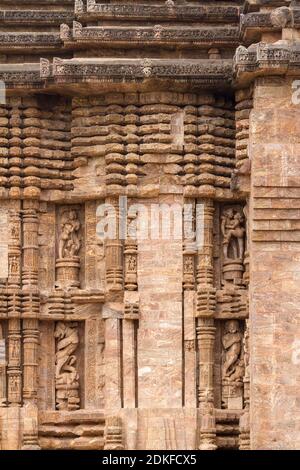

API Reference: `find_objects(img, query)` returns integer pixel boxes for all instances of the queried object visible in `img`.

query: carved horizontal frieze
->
[75,0,239,23]
[0,33,61,51]
[0,63,41,85]
[0,10,73,25]
[3,0,73,4]
[61,22,239,48]
[76,0,240,23]
[234,42,300,84]
[40,57,233,87]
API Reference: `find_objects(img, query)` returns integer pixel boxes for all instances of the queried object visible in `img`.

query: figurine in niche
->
[127,255,137,272]
[55,321,79,384]
[222,320,244,381]
[54,321,80,410]
[9,256,19,275]
[222,320,245,409]
[58,209,81,259]
[221,209,245,260]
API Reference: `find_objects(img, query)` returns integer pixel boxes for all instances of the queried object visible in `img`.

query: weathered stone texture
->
[0,0,299,451]
[249,77,300,449]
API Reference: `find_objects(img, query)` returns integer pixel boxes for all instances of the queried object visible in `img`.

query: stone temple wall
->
[0,0,299,450]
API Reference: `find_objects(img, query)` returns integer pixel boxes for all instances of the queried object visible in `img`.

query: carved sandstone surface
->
[0,0,299,451]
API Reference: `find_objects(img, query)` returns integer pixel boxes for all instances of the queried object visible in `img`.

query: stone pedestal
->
[55,257,80,289]
[223,259,244,284]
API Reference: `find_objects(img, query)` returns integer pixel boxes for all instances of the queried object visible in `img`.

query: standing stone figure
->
[222,320,243,379]
[58,210,81,259]
[222,320,244,409]
[221,209,245,260]
[54,322,80,410]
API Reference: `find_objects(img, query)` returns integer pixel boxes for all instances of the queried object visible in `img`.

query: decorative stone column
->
[195,199,217,450]
[7,208,22,408]
[124,211,138,291]
[21,200,40,449]
[7,318,21,407]
[183,199,197,407]
[105,197,124,292]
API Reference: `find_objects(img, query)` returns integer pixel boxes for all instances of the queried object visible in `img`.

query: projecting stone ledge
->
[75,0,240,23]
[39,57,233,91]
[0,63,41,88]
[60,22,239,48]
[234,41,300,85]
[0,10,73,25]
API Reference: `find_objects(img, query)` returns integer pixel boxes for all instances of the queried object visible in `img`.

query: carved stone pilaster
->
[197,319,217,450]
[196,200,216,317]
[195,200,217,450]
[7,319,22,407]
[105,198,123,292]
[22,319,39,403]
[183,200,196,291]
[22,201,39,288]
[8,211,21,288]
[21,201,40,407]
[124,212,137,291]
[195,200,216,318]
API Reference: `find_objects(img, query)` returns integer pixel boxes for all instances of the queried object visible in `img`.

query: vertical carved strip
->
[196,199,217,450]
[183,199,196,291]
[0,323,7,406]
[8,97,23,196]
[22,201,39,288]
[21,200,40,448]
[123,294,139,408]
[22,318,39,402]
[7,318,21,407]
[22,200,39,402]
[183,199,197,406]
[8,211,21,288]
[124,211,138,291]
[105,197,123,291]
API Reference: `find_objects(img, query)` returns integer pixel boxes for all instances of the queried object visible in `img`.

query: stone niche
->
[38,321,85,411]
